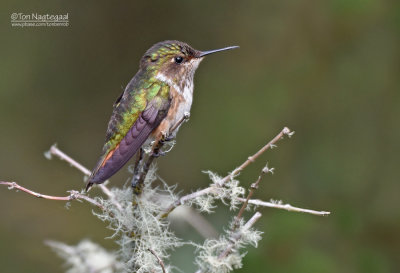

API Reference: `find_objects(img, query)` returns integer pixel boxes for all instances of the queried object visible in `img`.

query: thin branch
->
[159,181,330,218]
[194,212,263,273]
[232,164,272,229]
[48,144,91,176]
[218,211,262,259]
[161,127,293,218]
[47,144,123,211]
[236,198,330,216]
[220,127,293,185]
[0,181,104,210]
[159,187,216,219]
[132,140,161,194]
[148,248,167,273]
[43,129,329,218]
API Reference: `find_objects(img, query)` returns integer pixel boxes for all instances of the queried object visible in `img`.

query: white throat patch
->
[155,73,180,92]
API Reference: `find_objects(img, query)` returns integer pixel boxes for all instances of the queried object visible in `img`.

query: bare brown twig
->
[132,139,162,194]
[219,211,262,259]
[47,144,123,211]
[42,129,329,218]
[47,145,111,195]
[220,127,293,185]
[236,198,330,216]
[148,248,167,273]
[160,127,294,218]
[47,145,91,176]
[232,164,272,229]
[0,181,104,210]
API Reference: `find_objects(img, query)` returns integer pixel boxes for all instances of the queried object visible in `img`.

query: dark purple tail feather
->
[85,103,162,191]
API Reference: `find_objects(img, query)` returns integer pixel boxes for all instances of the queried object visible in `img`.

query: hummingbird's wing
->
[87,81,170,189]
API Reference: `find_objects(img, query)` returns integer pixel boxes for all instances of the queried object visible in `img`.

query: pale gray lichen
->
[92,165,182,273]
[190,193,217,213]
[195,219,263,273]
[189,171,245,213]
[47,165,263,273]
[46,239,125,273]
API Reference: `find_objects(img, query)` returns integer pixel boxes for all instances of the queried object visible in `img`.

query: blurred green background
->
[0,0,399,272]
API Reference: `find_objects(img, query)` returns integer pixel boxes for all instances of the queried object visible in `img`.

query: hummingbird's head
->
[140,40,238,90]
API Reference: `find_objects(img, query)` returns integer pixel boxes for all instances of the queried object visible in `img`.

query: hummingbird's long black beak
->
[198,45,239,57]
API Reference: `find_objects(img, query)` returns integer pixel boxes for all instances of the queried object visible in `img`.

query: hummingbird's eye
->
[174,56,184,64]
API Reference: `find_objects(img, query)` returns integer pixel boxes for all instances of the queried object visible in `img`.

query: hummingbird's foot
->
[159,129,175,144]
[160,134,175,144]
[152,150,166,158]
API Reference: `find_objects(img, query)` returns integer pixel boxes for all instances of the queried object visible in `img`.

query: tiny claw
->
[160,134,174,143]
[152,150,166,158]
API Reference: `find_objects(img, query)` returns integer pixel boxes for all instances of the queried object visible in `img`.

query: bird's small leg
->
[151,150,165,158]
[159,132,174,144]
[159,136,173,144]
[152,133,167,157]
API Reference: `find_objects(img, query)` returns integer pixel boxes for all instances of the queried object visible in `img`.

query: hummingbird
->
[86,40,238,191]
